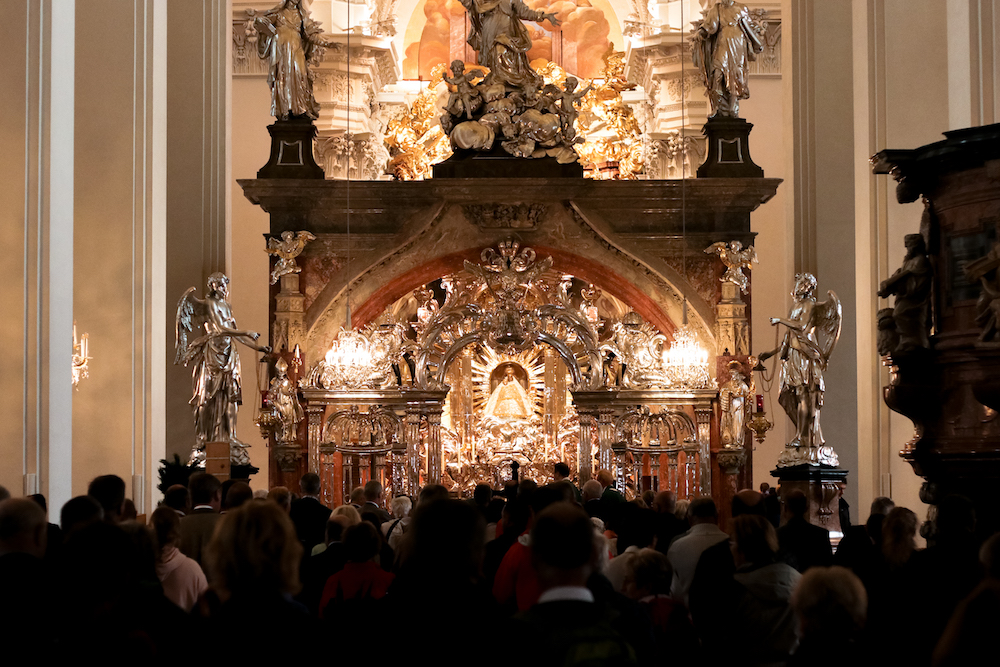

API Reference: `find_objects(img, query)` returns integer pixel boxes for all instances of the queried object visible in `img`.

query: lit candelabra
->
[72,321,91,389]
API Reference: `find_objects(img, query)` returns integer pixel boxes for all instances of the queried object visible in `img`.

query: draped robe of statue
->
[484,372,534,420]
[692,0,763,117]
[255,1,324,119]
[461,0,546,89]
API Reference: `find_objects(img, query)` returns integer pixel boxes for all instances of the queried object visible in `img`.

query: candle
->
[82,333,88,359]
[756,394,764,413]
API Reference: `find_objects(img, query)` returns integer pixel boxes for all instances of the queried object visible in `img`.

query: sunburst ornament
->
[471,346,546,417]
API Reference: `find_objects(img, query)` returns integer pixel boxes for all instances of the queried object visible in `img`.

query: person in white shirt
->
[667,497,729,605]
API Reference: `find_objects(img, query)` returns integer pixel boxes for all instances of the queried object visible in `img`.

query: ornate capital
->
[717,448,746,475]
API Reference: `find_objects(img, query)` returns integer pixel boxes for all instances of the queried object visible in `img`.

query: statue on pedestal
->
[758,273,842,467]
[720,360,752,449]
[461,0,560,90]
[878,233,932,353]
[253,0,330,120]
[265,230,316,285]
[691,0,765,118]
[267,357,304,443]
[175,273,272,466]
[705,240,758,294]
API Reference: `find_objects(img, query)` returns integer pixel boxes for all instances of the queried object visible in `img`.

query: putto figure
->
[705,240,758,294]
[691,0,765,118]
[461,0,560,90]
[175,273,272,466]
[758,273,842,467]
[254,0,330,120]
[878,233,932,353]
[265,230,316,285]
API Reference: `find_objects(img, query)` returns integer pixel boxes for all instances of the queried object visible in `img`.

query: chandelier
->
[663,324,711,389]
[320,329,375,389]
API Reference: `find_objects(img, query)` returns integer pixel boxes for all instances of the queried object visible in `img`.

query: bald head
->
[596,470,614,488]
[0,498,47,558]
[581,480,603,503]
[732,489,765,518]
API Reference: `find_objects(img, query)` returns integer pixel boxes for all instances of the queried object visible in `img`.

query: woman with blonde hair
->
[201,501,316,659]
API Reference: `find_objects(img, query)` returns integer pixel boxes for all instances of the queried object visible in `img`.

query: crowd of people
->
[0,467,997,665]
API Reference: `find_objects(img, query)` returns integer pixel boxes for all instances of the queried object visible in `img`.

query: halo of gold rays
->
[471,345,546,418]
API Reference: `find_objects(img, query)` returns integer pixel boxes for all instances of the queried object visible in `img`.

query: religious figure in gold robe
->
[483,366,534,420]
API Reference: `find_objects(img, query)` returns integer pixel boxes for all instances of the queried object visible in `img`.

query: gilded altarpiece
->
[243,177,778,504]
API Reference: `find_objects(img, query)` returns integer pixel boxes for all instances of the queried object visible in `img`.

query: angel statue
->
[175,273,272,466]
[705,240,758,294]
[265,230,316,285]
[253,0,331,120]
[691,0,765,118]
[757,273,842,467]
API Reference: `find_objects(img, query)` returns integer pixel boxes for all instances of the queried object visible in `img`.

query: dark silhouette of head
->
[87,474,127,523]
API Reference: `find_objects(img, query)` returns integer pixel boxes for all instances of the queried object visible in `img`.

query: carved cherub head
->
[564,76,578,92]
[450,59,465,76]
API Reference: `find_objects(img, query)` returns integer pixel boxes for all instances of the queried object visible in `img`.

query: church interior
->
[3,0,1000,661]
[3,0,1000,573]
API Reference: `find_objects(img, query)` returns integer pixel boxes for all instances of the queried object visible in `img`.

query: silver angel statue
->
[758,273,842,467]
[705,240,758,294]
[600,312,669,389]
[253,0,330,120]
[265,230,316,285]
[175,273,271,466]
[691,1,765,118]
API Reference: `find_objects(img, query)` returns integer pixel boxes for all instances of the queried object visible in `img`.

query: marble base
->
[258,116,325,180]
[697,116,764,178]
[433,145,584,178]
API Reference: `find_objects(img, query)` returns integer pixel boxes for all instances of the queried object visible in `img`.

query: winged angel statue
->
[266,230,316,285]
[705,240,757,294]
[175,273,272,466]
[757,273,842,467]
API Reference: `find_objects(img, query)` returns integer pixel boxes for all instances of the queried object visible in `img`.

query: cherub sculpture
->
[555,76,593,138]
[265,230,316,285]
[705,240,758,294]
[175,273,271,466]
[757,273,842,467]
[444,60,486,121]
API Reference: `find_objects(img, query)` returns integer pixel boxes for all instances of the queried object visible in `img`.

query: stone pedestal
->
[433,145,584,179]
[717,282,749,356]
[258,117,325,179]
[697,117,764,178]
[772,464,848,537]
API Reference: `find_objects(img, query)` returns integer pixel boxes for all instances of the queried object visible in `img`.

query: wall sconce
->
[72,321,91,389]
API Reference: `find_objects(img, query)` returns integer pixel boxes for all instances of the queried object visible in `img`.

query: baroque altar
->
[240,176,778,506]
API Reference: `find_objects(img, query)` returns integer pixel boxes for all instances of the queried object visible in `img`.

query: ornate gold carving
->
[461,203,546,229]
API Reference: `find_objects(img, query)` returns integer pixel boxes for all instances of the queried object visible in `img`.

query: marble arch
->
[299,204,717,365]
